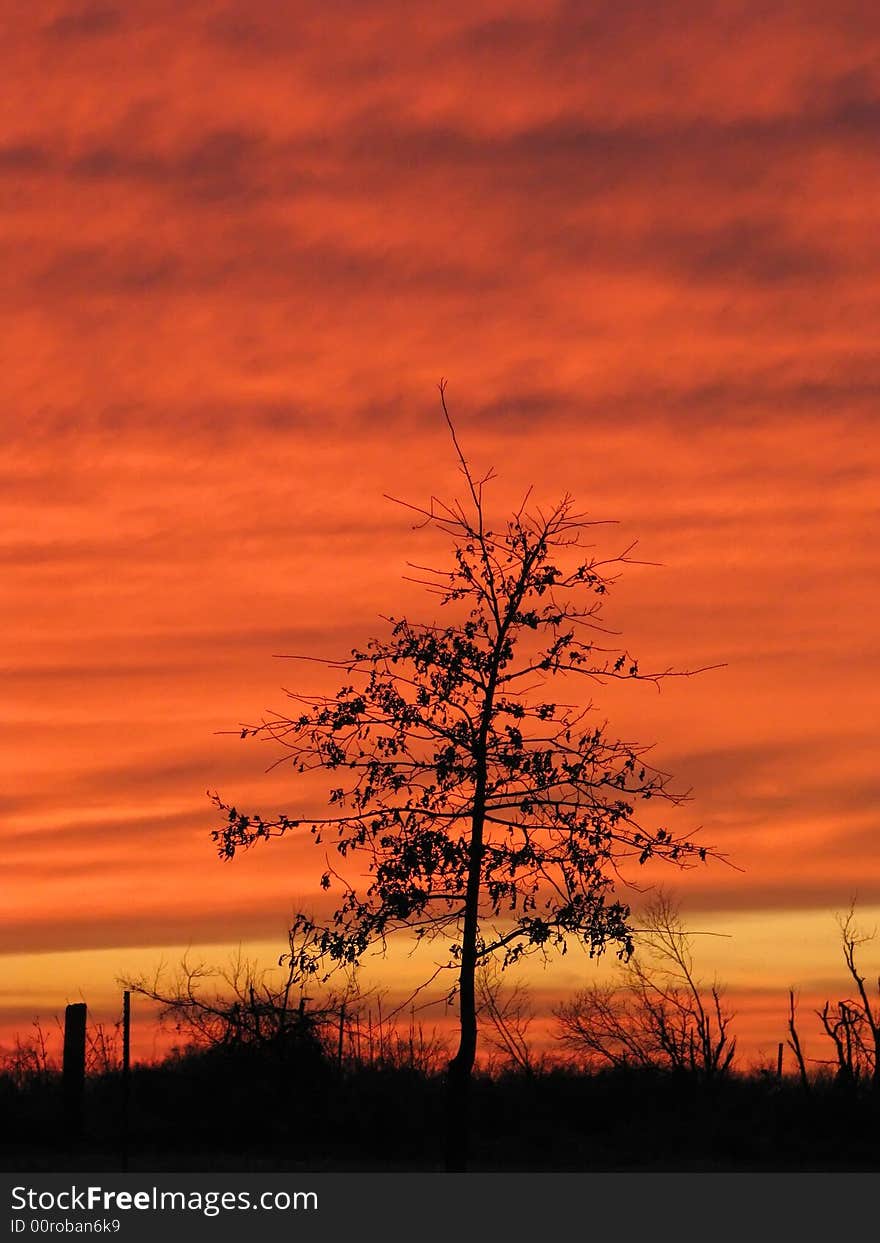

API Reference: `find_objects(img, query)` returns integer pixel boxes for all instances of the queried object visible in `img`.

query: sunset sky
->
[3,1,879,1067]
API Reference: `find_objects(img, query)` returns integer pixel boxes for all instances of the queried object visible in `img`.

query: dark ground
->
[3,1046,879,1172]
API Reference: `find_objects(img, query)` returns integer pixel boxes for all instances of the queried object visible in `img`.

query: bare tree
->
[553,893,736,1080]
[212,384,721,1167]
[476,959,537,1075]
[815,904,879,1087]
[787,989,811,1092]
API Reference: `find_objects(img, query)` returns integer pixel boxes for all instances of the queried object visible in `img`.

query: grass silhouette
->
[4,1039,879,1172]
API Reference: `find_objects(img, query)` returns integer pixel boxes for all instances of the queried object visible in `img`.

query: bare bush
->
[119,926,341,1061]
[553,893,736,1079]
[1,1021,57,1088]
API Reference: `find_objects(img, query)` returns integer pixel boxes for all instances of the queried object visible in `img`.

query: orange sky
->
[3,1,880,1067]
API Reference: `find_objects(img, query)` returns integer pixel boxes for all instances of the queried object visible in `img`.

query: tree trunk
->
[444,730,490,1171]
[444,607,510,1171]
[445,925,478,1171]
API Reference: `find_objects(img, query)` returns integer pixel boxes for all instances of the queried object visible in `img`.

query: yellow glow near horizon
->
[3,905,876,1066]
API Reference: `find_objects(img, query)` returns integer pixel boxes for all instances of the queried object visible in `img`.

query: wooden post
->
[121,991,131,1171]
[776,1041,783,1080]
[62,1002,87,1140]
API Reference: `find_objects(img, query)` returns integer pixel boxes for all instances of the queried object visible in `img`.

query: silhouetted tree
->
[815,904,879,1088]
[475,959,538,1076]
[787,989,811,1092]
[212,384,719,1168]
[120,936,338,1067]
[553,893,736,1080]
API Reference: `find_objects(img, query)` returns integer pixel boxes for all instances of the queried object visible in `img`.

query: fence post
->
[62,1002,87,1140]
